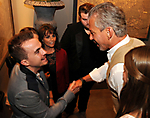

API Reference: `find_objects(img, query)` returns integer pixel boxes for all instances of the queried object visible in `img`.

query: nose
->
[41,48,47,55]
[50,37,56,41]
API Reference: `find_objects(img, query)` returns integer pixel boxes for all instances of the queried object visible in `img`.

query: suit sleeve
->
[15,90,75,118]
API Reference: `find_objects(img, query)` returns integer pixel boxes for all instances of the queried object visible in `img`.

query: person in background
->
[38,24,70,118]
[7,29,79,118]
[116,46,150,118]
[74,2,145,113]
[60,3,108,118]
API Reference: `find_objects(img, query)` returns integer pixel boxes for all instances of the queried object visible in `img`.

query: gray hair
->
[89,2,127,37]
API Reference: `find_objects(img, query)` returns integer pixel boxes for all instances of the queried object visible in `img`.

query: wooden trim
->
[0,52,8,70]
[73,0,77,23]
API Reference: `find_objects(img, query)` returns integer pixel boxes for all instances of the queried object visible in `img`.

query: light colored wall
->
[11,0,73,40]
[55,0,73,40]
[11,0,35,33]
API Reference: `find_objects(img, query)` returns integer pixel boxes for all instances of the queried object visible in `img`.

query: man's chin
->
[99,46,107,51]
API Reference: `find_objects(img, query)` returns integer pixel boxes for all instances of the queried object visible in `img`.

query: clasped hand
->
[68,79,83,94]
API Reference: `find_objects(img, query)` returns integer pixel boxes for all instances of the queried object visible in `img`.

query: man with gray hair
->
[61,3,107,117]
[75,2,145,112]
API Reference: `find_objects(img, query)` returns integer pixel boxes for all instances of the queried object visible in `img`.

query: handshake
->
[68,78,86,94]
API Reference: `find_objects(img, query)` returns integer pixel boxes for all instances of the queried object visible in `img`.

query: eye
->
[35,50,39,54]
[52,34,56,37]
[45,35,50,38]
[35,48,40,54]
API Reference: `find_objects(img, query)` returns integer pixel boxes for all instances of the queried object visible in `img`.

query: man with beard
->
[60,3,107,118]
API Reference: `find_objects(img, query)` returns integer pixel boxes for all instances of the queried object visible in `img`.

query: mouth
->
[41,56,47,62]
[50,42,54,44]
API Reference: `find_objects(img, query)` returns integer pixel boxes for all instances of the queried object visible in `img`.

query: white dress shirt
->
[89,35,130,97]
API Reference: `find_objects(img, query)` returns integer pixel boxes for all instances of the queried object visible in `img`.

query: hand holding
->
[71,79,83,91]
[68,81,80,94]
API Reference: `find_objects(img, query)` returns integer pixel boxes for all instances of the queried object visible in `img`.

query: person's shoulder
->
[130,37,145,46]
[11,63,21,75]
[57,48,67,54]
[67,22,83,30]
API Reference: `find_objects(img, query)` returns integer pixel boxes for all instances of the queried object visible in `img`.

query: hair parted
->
[78,3,94,17]
[116,46,150,118]
[89,2,127,37]
[8,31,34,62]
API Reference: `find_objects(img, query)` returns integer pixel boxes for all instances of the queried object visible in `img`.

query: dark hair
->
[89,2,127,37]
[8,31,34,62]
[116,46,150,118]
[78,3,94,17]
[38,24,61,50]
[20,27,39,36]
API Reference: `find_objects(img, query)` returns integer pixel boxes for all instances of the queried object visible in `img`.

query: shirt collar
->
[20,64,42,80]
[107,34,130,62]
[20,64,36,77]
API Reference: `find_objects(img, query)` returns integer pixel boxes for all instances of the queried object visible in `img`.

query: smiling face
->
[43,32,56,48]
[89,15,110,51]
[21,38,48,73]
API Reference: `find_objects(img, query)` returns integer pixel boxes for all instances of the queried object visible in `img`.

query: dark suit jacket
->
[7,63,75,118]
[61,22,107,80]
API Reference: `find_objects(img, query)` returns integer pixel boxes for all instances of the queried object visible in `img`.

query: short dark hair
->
[78,3,94,17]
[8,31,34,62]
[20,27,39,36]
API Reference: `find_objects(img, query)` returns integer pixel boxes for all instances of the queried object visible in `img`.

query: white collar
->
[107,35,130,62]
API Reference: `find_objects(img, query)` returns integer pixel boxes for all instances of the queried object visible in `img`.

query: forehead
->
[89,15,96,31]
[21,38,41,53]
[80,12,89,18]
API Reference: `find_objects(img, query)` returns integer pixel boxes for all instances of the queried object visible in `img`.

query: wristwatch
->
[80,77,86,85]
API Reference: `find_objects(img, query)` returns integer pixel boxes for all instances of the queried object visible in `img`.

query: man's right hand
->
[68,81,80,94]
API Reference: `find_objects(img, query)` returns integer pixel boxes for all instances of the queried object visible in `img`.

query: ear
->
[78,16,81,21]
[106,27,113,40]
[20,59,29,66]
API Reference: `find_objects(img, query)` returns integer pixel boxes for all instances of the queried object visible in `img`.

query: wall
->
[11,0,73,40]
[11,0,35,33]
[0,0,74,95]
[0,0,14,95]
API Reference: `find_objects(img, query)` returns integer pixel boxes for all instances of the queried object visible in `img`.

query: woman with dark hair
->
[38,24,70,117]
[116,46,150,118]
